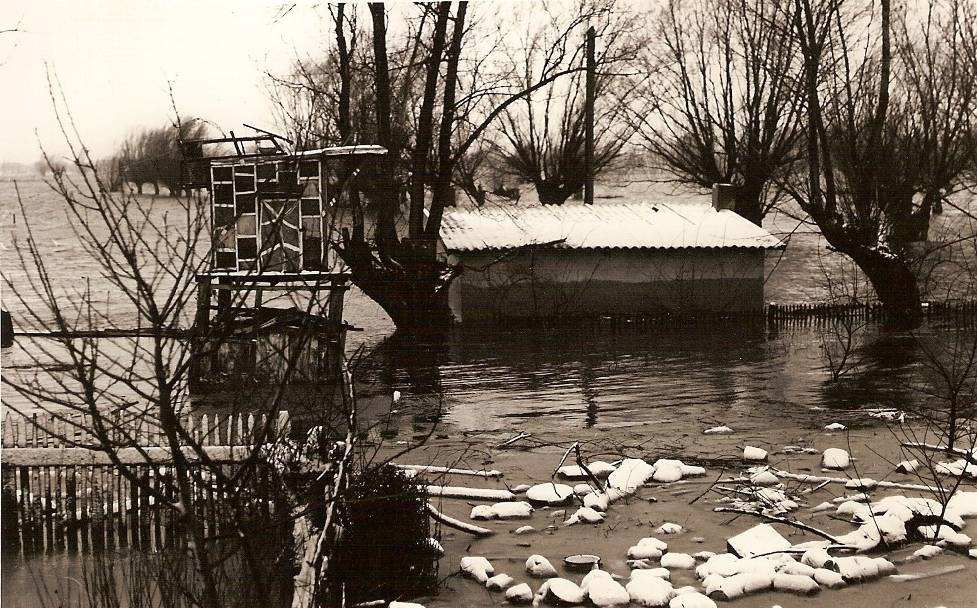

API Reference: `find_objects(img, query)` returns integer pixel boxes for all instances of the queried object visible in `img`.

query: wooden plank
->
[66,467,77,552]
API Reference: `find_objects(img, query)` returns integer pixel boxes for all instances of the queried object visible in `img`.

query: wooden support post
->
[583,25,596,206]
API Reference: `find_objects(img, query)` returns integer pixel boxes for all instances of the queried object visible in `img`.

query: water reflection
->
[361,320,964,439]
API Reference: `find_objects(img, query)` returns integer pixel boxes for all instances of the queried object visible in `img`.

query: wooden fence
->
[1,411,290,556]
[2,410,290,449]
[765,300,977,326]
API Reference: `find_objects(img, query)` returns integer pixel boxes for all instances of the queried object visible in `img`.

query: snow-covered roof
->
[440,202,783,252]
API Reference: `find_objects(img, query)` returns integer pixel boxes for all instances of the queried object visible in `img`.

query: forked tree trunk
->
[339,239,454,335]
[536,180,579,205]
[848,246,923,328]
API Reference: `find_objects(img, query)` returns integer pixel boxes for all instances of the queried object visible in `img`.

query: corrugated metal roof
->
[440,203,784,252]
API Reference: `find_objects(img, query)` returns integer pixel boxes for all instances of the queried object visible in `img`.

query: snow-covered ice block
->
[558,461,616,480]
[494,501,534,519]
[743,446,768,461]
[471,505,495,520]
[506,583,534,604]
[626,575,674,607]
[772,572,819,595]
[749,469,779,486]
[912,544,943,560]
[607,458,656,496]
[526,483,574,506]
[631,568,671,580]
[486,573,515,591]
[661,553,695,569]
[727,524,791,559]
[573,483,595,496]
[703,426,733,435]
[535,578,585,606]
[582,570,630,607]
[895,459,919,473]
[628,537,668,560]
[461,556,494,582]
[813,568,845,588]
[584,491,610,512]
[822,448,851,469]
[652,459,684,483]
[657,522,683,535]
[565,506,605,526]
[514,525,535,535]
[668,591,717,608]
[824,422,846,431]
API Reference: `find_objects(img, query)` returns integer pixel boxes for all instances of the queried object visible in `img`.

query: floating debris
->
[505,582,534,604]
[657,522,683,535]
[565,554,602,571]
[486,573,515,591]
[534,577,585,605]
[895,460,919,474]
[727,524,791,559]
[628,537,668,560]
[565,506,605,526]
[525,554,558,578]
[703,426,734,435]
[660,553,696,569]
[471,501,534,520]
[460,556,495,583]
[824,422,846,431]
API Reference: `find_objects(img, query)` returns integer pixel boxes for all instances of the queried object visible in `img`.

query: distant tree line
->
[102,119,209,196]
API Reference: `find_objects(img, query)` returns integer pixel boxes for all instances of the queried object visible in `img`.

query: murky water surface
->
[2,179,976,606]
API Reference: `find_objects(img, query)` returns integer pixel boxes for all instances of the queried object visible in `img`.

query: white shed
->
[439,200,783,323]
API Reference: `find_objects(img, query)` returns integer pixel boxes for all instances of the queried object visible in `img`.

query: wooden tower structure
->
[181,132,385,389]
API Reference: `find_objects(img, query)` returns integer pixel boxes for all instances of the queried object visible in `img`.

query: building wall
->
[446,249,766,323]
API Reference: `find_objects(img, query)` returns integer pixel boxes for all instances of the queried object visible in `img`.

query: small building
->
[439,195,783,323]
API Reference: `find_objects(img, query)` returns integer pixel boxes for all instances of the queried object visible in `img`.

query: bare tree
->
[1,82,371,608]
[785,0,977,327]
[629,0,804,225]
[272,1,633,333]
[496,2,639,205]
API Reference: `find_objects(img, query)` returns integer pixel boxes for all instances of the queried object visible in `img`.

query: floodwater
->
[2,178,977,607]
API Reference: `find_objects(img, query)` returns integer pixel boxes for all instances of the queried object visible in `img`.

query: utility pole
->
[584,26,596,205]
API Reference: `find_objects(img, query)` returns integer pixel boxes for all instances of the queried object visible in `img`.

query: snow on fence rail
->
[1,410,290,449]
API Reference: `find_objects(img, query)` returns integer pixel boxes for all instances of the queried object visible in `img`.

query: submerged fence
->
[765,300,977,326]
[1,411,290,556]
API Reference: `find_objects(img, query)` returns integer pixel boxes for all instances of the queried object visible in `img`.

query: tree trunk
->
[733,182,765,226]
[536,180,576,205]
[338,238,454,336]
[849,247,923,328]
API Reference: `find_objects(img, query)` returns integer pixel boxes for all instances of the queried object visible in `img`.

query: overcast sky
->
[0,0,331,163]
